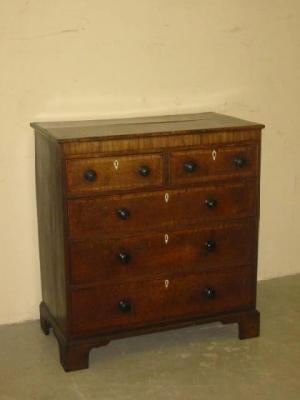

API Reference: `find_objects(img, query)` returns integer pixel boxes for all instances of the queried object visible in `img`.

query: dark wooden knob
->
[205,199,217,209]
[84,169,97,182]
[234,157,247,168]
[203,287,216,300]
[138,165,151,177]
[118,251,131,264]
[204,240,217,252]
[118,300,131,313]
[184,161,197,173]
[117,208,130,220]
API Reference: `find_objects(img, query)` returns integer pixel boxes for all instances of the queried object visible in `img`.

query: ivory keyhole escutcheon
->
[164,233,169,244]
[165,192,169,203]
[114,160,119,170]
[212,150,217,161]
[165,279,169,289]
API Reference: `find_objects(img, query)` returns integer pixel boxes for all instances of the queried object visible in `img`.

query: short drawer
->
[170,144,258,184]
[66,153,164,194]
[70,220,256,284]
[71,266,255,335]
[68,181,257,240]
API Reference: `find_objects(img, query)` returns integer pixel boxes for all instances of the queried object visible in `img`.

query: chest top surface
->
[31,112,264,142]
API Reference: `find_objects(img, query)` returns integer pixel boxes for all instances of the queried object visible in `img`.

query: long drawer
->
[68,181,257,240]
[70,220,256,284]
[71,266,255,335]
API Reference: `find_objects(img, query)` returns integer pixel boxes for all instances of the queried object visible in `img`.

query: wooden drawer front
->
[66,153,164,194]
[70,221,256,284]
[170,144,258,184]
[71,266,254,334]
[68,181,257,240]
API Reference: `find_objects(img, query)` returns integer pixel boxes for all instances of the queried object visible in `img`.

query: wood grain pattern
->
[170,143,258,184]
[31,112,264,141]
[66,153,164,194]
[67,180,257,240]
[61,130,260,157]
[35,132,67,333]
[33,112,263,371]
[70,266,255,335]
[69,220,256,285]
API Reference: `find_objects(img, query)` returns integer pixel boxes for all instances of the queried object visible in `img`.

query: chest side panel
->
[35,132,68,333]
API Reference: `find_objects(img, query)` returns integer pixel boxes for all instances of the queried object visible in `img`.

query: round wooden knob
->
[118,300,131,313]
[84,169,97,182]
[118,251,131,264]
[234,157,247,168]
[204,240,217,252]
[203,287,216,300]
[184,161,197,173]
[138,165,151,177]
[117,208,130,220]
[205,199,217,209]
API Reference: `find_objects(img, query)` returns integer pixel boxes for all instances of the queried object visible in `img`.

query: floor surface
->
[0,274,299,400]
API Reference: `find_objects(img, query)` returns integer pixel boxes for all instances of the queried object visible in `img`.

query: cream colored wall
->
[0,0,299,325]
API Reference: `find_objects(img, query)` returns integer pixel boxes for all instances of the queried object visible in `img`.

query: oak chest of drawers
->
[32,112,264,371]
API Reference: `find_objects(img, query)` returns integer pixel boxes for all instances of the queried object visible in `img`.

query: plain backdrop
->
[0,0,299,325]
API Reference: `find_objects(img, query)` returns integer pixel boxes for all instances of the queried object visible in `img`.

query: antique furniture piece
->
[32,112,264,371]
